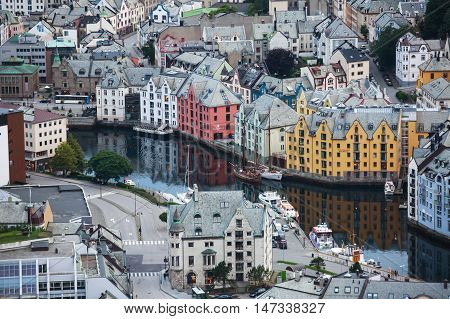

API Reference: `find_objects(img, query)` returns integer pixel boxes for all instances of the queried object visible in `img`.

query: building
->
[330,48,369,82]
[417,55,450,89]
[418,78,450,110]
[303,63,347,91]
[396,33,444,86]
[372,11,410,42]
[252,23,274,63]
[398,1,427,26]
[223,65,264,104]
[286,107,402,181]
[167,186,272,290]
[408,123,450,239]
[0,0,46,16]
[363,281,449,299]
[140,72,188,128]
[297,15,324,55]
[177,73,241,141]
[234,94,300,162]
[0,33,46,83]
[0,58,39,99]
[0,106,25,185]
[11,107,67,172]
[314,17,358,65]
[193,56,233,80]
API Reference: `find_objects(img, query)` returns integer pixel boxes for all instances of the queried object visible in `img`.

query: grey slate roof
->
[375,11,410,30]
[0,202,28,224]
[123,67,161,87]
[399,1,427,17]
[203,25,246,42]
[235,65,264,88]
[276,10,306,24]
[257,276,323,299]
[421,78,450,100]
[421,148,450,177]
[277,22,298,39]
[244,94,300,130]
[322,278,366,299]
[218,40,254,55]
[149,72,188,93]
[337,48,369,63]
[194,56,230,77]
[168,190,265,238]
[297,18,322,34]
[419,57,450,72]
[363,281,449,299]
[321,17,358,39]
[253,23,274,40]
[177,73,241,107]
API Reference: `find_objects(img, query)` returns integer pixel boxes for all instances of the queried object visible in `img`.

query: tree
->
[266,48,295,77]
[211,261,232,291]
[67,134,85,173]
[360,24,369,41]
[396,91,408,103]
[142,41,156,65]
[310,256,325,272]
[349,261,362,273]
[421,0,450,39]
[247,265,270,287]
[50,142,77,175]
[247,0,269,16]
[372,26,409,71]
[87,150,133,184]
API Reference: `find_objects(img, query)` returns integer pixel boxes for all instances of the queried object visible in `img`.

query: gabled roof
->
[421,78,450,100]
[317,17,358,39]
[419,56,450,72]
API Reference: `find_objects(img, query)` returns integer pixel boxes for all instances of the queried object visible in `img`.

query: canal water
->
[72,127,449,282]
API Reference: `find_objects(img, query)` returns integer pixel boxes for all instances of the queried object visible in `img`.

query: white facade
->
[0,0,46,16]
[96,82,128,122]
[268,31,290,52]
[22,109,67,169]
[0,124,9,186]
[396,33,444,85]
[140,76,181,128]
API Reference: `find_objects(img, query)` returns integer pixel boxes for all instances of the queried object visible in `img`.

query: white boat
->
[258,191,281,209]
[260,169,283,181]
[384,180,395,196]
[124,178,136,186]
[276,199,298,218]
[330,243,365,263]
[309,223,335,250]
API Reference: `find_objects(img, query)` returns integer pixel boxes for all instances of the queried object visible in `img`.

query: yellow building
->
[417,56,450,88]
[286,107,402,181]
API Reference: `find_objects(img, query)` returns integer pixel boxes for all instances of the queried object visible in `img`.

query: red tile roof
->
[32,109,65,124]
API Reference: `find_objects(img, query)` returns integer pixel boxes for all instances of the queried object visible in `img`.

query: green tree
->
[247,0,269,16]
[266,48,295,77]
[310,256,325,272]
[67,134,85,173]
[143,41,156,65]
[247,265,270,287]
[211,261,232,291]
[87,150,133,184]
[421,0,450,39]
[50,142,77,175]
[349,262,362,273]
[372,26,409,71]
[360,24,369,41]
[396,91,408,103]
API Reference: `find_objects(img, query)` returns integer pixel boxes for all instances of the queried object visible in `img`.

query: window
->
[344,286,351,294]
[195,228,202,236]
[38,264,47,274]
[188,256,194,267]
[388,293,394,299]
[213,213,221,223]
[236,219,242,228]
[194,213,201,225]
[354,287,359,294]
[188,242,194,248]
[334,287,339,293]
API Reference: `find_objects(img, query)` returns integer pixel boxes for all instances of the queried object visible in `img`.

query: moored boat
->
[260,169,283,181]
[276,199,297,218]
[258,191,281,209]
[233,166,261,184]
[384,180,395,196]
[309,223,335,250]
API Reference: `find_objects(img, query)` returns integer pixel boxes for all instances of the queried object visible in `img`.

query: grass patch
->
[0,229,49,245]
[279,271,287,282]
[159,212,167,223]
[277,260,298,266]
[305,265,337,276]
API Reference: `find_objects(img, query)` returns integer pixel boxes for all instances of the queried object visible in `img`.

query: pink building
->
[177,74,241,141]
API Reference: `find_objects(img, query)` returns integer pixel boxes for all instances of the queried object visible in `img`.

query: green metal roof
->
[182,7,217,18]
[0,63,39,75]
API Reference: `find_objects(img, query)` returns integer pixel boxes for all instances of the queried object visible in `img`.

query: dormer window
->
[79,68,86,75]
[194,213,201,225]
[195,228,202,236]
[220,202,229,208]
[213,213,221,223]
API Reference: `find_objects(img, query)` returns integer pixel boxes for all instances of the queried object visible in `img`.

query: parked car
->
[386,80,393,86]
[39,99,51,103]
[278,239,287,249]
[272,240,278,248]
[249,287,267,298]
[282,224,289,232]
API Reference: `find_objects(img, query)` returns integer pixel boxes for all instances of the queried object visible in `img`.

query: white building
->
[234,94,300,160]
[96,71,128,122]
[20,107,67,172]
[167,186,273,290]
[0,0,46,16]
[396,32,445,86]
[314,17,358,65]
[140,72,187,128]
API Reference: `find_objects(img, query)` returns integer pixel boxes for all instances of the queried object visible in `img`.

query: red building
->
[177,74,241,141]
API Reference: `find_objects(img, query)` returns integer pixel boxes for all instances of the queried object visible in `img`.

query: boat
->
[124,178,136,186]
[330,243,365,263]
[260,107,283,181]
[258,191,281,209]
[260,169,283,181]
[133,123,173,136]
[233,112,261,184]
[276,199,298,218]
[309,223,335,250]
[384,180,395,196]
[176,145,193,203]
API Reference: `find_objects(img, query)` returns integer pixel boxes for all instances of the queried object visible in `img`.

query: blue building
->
[251,75,312,109]
[408,124,450,239]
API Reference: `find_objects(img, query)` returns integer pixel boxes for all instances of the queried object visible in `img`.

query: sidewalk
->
[159,272,191,299]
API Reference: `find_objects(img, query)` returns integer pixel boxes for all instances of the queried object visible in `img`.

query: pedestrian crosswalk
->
[130,272,159,278]
[123,240,165,246]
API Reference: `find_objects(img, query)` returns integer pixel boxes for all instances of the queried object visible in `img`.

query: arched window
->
[195,228,202,236]
[194,213,201,225]
[187,272,197,284]
[213,213,221,223]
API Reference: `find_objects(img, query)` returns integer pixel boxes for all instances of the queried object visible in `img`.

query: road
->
[368,57,400,103]
[27,173,170,298]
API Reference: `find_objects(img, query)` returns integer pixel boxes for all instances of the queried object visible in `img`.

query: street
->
[27,173,170,298]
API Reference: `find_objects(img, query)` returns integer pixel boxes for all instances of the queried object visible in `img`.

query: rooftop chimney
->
[193,184,199,202]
